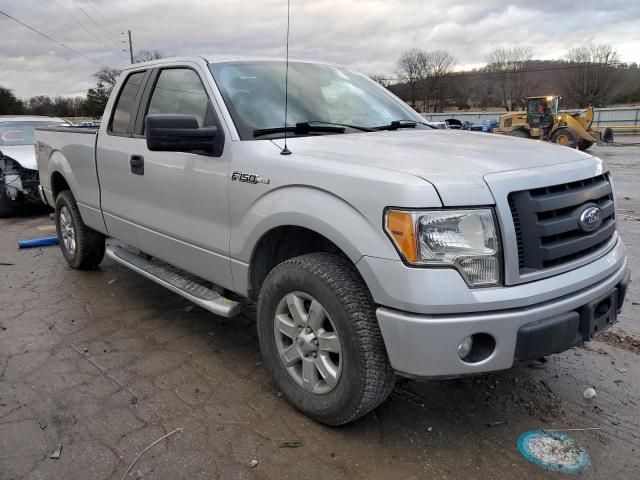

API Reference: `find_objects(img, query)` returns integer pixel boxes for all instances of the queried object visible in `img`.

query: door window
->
[147,69,209,126]
[111,71,146,134]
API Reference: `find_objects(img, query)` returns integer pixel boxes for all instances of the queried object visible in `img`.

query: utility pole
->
[128,30,134,65]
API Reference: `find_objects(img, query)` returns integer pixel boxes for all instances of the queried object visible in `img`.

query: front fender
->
[231,185,398,264]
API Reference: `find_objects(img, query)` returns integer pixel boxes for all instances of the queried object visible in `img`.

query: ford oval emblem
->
[579,206,602,232]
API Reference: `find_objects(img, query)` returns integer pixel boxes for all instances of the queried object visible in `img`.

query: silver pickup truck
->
[35,56,629,425]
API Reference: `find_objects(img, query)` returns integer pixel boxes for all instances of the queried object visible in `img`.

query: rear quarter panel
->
[35,128,106,233]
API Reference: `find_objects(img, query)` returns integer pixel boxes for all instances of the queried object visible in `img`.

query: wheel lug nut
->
[312,352,317,358]
[312,339,319,346]
[306,327,312,334]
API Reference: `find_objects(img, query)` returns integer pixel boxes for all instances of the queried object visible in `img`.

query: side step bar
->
[105,243,242,318]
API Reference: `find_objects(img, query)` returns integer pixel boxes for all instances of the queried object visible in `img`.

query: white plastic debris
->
[50,443,62,459]
[583,387,597,400]
[250,459,259,468]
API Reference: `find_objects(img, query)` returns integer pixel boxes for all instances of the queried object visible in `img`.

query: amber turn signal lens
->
[385,210,418,263]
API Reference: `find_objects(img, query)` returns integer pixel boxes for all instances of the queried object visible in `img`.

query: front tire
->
[578,139,594,150]
[257,253,395,425]
[551,128,577,148]
[55,190,105,269]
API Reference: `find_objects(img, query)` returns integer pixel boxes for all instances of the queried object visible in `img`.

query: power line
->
[17,88,92,99]
[3,46,124,75]
[53,0,115,51]
[0,9,113,68]
[81,0,120,37]
[70,0,120,44]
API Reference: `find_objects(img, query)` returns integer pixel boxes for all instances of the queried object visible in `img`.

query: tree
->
[85,82,110,117]
[485,47,534,111]
[564,44,621,107]
[0,87,25,115]
[134,49,164,63]
[369,73,392,88]
[27,96,55,116]
[396,49,424,109]
[94,66,122,95]
[421,50,457,112]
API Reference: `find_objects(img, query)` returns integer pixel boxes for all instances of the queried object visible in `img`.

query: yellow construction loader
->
[494,96,598,150]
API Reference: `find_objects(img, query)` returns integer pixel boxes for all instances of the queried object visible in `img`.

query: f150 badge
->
[231,171,270,185]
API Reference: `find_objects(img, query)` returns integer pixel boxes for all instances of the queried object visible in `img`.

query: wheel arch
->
[233,185,404,300]
[248,224,359,301]
[50,170,71,200]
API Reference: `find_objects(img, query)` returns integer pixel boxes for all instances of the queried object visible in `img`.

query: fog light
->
[457,336,473,359]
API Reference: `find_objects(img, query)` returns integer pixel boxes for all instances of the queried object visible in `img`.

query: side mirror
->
[145,114,217,154]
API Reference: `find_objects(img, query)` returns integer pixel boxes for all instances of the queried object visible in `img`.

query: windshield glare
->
[209,61,424,139]
[0,121,66,146]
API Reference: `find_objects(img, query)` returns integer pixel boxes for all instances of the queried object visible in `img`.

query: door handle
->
[130,155,144,175]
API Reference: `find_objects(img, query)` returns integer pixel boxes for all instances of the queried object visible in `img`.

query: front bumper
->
[375,249,629,378]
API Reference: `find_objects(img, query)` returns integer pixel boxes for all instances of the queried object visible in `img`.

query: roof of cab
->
[120,55,342,71]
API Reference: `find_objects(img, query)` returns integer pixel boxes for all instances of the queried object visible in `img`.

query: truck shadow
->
[59,258,628,479]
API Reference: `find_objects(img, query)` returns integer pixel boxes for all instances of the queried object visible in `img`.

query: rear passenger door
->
[125,64,234,290]
[97,69,150,247]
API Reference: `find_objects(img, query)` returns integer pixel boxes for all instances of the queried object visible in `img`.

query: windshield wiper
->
[304,121,375,132]
[253,122,346,138]
[372,119,435,131]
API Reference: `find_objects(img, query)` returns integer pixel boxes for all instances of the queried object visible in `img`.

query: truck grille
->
[508,174,616,273]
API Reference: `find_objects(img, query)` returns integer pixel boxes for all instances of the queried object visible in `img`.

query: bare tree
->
[396,49,424,109]
[421,50,457,112]
[94,66,122,95]
[134,49,164,63]
[564,44,620,107]
[369,73,392,88]
[485,47,534,110]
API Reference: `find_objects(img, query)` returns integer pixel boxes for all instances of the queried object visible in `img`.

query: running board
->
[105,243,242,318]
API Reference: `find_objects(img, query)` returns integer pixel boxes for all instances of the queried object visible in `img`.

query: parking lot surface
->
[1,139,640,479]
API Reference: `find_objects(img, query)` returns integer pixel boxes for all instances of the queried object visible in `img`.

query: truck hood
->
[0,144,37,170]
[272,129,592,205]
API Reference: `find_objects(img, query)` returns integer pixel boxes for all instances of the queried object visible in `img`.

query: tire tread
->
[55,190,105,270]
[259,252,395,425]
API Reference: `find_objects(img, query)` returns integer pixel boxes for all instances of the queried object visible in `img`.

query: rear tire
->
[257,252,395,425]
[55,190,105,270]
[551,128,577,148]
[509,129,530,139]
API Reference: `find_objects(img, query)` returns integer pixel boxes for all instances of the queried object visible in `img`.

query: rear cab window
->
[110,71,146,134]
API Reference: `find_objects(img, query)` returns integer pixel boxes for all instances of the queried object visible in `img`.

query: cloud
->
[1,0,639,98]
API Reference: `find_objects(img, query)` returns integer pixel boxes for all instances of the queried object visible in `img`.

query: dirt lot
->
[1,138,640,480]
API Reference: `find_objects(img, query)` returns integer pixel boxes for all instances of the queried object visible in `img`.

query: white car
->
[0,115,69,216]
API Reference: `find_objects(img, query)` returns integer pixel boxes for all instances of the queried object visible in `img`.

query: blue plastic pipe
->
[18,236,59,249]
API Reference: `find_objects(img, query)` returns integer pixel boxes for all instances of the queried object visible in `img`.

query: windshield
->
[209,61,425,140]
[0,120,67,146]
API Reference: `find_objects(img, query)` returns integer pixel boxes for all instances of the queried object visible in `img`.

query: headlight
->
[385,208,501,287]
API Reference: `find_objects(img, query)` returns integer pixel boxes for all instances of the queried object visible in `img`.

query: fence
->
[422,106,640,130]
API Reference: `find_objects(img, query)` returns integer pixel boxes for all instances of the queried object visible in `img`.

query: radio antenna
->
[280,0,292,155]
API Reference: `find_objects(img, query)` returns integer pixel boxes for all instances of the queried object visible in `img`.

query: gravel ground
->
[1,138,639,479]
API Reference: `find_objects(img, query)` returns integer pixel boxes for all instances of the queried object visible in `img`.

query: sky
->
[1,0,639,99]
